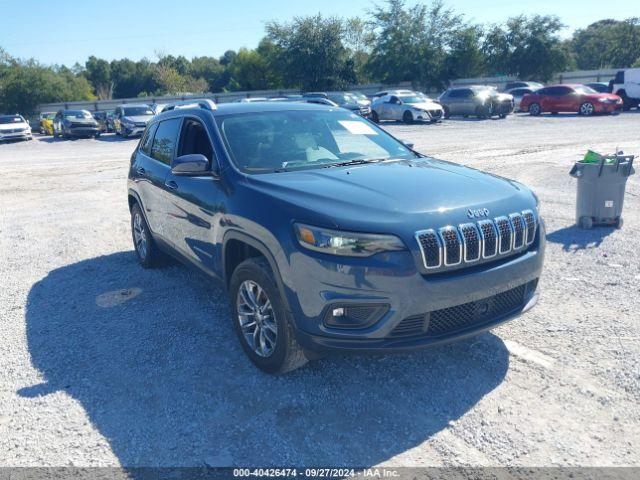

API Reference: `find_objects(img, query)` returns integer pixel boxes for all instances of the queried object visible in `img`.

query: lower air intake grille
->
[389,281,535,338]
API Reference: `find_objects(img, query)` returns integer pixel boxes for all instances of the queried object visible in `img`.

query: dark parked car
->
[520,84,623,116]
[92,111,112,133]
[585,82,611,94]
[128,101,544,373]
[52,110,101,139]
[503,81,544,91]
[438,86,514,119]
[506,87,536,111]
[303,92,371,117]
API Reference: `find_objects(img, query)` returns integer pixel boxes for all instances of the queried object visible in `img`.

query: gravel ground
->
[0,112,638,468]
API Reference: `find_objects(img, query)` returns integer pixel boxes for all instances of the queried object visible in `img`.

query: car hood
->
[585,93,620,101]
[66,117,97,125]
[0,122,29,131]
[341,103,365,110]
[408,101,442,110]
[246,158,536,233]
[122,115,153,123]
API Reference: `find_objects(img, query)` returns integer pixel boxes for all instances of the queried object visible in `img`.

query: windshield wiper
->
[322,158,386,168]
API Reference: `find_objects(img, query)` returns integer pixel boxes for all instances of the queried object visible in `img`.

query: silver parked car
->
[371,92,444,123]
[438,86,514,119]
[113,104,155,137]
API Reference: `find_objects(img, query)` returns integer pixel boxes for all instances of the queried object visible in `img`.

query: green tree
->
[444,26,486,80]
[190,56,226,92]
[571,19,640,69]
[266,14,355,90]
[482,15,570,81]
[228,48,279,91]
[0,56,94,114]
[367,0,464,88]
[85,56,113,99]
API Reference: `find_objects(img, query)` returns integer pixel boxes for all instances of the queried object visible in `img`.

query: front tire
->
[529,103,541,116]
[131,203,164,268]
[370,110,379,123]
[230,257,308,374]
[579,102,595,116]
[402,110,413,124]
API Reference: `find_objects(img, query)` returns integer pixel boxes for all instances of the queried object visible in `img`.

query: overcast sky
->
[1,0,636,66]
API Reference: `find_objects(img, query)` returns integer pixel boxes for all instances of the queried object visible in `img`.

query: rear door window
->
[150,118,182,165]
[140,123,158,156]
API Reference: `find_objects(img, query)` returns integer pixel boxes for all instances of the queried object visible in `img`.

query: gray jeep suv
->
[127,100,544,373]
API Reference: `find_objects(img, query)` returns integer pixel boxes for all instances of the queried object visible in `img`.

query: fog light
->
[323,304,389,329]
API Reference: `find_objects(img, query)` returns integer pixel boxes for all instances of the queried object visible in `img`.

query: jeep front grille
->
[389,279,537,339]
[416,210,537,271]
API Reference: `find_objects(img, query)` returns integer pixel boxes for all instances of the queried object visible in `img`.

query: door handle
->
[165,180,178,190]
[136,167,146,175]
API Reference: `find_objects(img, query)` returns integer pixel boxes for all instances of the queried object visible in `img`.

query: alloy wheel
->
[580,102,594,116]
[133,213,148,260]
[236,280,277,357]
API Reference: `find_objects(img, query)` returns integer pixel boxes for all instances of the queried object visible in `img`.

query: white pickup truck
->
[610,68,640,110]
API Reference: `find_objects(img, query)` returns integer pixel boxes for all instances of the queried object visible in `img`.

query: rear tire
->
[230,257,308,374]
[615,217,624,229]
[131,203,165,268]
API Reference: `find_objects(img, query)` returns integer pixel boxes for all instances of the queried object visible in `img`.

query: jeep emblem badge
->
[467,208,490,219]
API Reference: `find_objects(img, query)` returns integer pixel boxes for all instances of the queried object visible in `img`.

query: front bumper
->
[286,221,545,354]
[66,127,100,137]
[595,102,623,113]
[0,131,32,141]
[413,109,444,122]
[122,125,146,136]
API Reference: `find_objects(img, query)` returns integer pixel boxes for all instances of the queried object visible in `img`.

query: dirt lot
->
[0,112,638,468]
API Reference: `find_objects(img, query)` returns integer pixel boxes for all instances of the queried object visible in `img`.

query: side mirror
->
[171,154,210,175]
[401,140,415,150]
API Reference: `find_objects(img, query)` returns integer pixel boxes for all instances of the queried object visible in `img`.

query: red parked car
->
[520,84,623,116]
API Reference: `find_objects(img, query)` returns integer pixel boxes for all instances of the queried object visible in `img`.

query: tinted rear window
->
[140,123,159,156]
[150,118,181,165]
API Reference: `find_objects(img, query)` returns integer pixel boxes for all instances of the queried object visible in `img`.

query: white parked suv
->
[610,68,640,110]
[0,114,32,143]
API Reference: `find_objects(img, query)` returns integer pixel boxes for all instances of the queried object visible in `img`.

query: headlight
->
[598,98,607,103]
[294,223,406,257]
[121,118,134,126]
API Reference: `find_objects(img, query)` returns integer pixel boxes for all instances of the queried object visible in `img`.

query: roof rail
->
[162,99,217,112]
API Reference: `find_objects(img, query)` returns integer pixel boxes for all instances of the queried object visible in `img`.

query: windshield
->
[64,110,92,119]
[0,115,24,124]
[123,107,154,116]
[328,93,353,104]
[574,86,597,95]
[216,109,417,173]
[398,95,426,104]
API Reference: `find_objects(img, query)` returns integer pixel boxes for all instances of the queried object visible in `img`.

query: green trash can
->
[569,152,635,229]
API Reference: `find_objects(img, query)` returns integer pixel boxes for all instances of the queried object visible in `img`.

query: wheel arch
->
[222,230,292,312]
